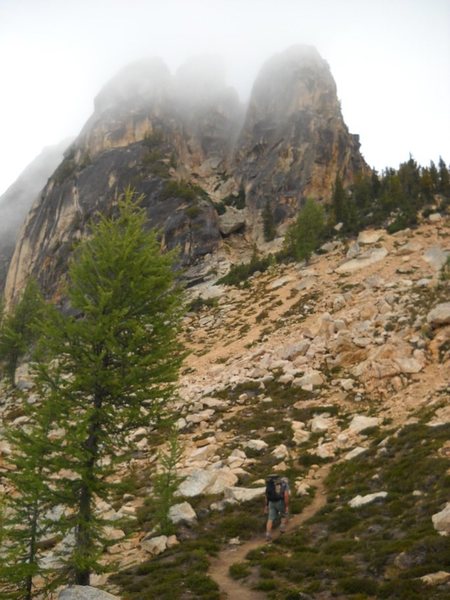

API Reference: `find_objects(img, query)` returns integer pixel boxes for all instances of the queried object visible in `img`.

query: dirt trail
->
[208,464,331,600]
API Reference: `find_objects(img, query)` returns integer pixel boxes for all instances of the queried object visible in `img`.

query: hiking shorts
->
[268,499,286,521]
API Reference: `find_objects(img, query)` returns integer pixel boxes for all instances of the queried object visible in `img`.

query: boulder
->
[224,486,266,503]
[349,491,387,508]
[422,246,448,270]
[218,207,246,235]
[140,535,168,556]
[310,416,331,433]
[420,571,450,585]
[394,357,423,374]
[348,415,380,433]
[244,439,268,452]
[432,502,450,535]
[427,303,450,327]
[335,247,388,274]
[58,587,120,600]
[168,502,197,526]
[357,230,383,244]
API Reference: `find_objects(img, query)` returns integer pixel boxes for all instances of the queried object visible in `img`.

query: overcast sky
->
[0,0,449,196]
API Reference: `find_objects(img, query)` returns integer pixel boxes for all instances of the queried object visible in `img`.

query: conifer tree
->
[438,157,450,196]
[262,201,276,241]
[0,395,62,599]
[0,279,44,385]
[284,198,325,262]
[32,189,185,585]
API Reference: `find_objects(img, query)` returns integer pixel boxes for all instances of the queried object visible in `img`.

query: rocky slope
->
[3,45,367,305]
[0,217,449,598]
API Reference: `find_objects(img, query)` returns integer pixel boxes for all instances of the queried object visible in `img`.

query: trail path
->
[208,464,331,600]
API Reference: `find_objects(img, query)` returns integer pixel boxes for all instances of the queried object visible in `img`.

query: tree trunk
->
[74,393,102,586]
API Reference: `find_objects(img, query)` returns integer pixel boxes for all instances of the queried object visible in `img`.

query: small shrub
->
[229,562,250,580]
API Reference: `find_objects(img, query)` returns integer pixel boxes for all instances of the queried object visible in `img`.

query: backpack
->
[265,476,286,502]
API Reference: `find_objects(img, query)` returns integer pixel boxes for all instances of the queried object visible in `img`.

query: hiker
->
[264,475,290,541]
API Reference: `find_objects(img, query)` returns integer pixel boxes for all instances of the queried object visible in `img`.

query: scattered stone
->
[349,491,388,508]
[140,535,168,556]
[427,303,450,327]
[223,486,266,503]
[58,587,120,600]
[357,230,383,244]
[168,502,197,526]
[272,444,289,460]
[394,357,423,374]
[348,415,380,433]
[268,276,293,290]
[432,502,450,535]
[422,246,449,270]
[335,247,388,274]
[420,571,450,585]
[244,439,268,452]
[344,447,367,461]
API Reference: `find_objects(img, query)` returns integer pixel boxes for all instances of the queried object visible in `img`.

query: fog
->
[0,0,449,197]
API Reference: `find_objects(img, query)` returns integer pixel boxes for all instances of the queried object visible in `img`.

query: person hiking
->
[264,475,290,541]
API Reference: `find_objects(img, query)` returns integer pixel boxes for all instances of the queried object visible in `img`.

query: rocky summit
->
[3,45,366,305]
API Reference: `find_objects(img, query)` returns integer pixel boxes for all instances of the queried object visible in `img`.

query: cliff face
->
[234,46,367,231]
[4,46,368,304]
[0,141,70,291]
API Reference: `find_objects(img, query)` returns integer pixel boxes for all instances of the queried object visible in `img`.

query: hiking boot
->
[280,526,286,534]
[265,534,272,542]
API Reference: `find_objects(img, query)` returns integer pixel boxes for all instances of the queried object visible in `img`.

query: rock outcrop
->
[0,140,70,291]
[3,46,367,304]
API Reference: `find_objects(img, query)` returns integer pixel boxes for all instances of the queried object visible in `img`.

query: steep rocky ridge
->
[0,218,449,598]
[4,46,367,305]
[0,140,70,291]
[233,46,367,239]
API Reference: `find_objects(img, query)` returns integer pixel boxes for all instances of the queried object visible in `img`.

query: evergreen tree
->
[0,396,62,599]
[438,157,450,196]
[0,279,44,385]
[151,432,184,535]
[262,201,276,241]
[284,198,325,262]
[332,175,347,226]
[32,189,185,585]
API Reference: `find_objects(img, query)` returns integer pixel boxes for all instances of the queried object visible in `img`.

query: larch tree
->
[31,189,185,585]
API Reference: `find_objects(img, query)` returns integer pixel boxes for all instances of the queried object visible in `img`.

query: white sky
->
[0,0,449,196]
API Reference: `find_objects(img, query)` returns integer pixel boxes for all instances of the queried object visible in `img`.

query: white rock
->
[168,502,197,526]
[420,571,450,585]
[427,303,450,327]
[432,502,450,535]
[58,586,120,599]
[272,444,289,460]
[310,416,331,433]
[349,492,388,508]
[141,535,168,555]
[348,415,380,433]
[268,276,293,290]
[357,230,383,244]
[244,439,268,452]
[223,486,266,503]
[422,246,449,270]
[394,357,423,374]
[336,247,388,274]
[344,447,368,461]
[292,369,324,388]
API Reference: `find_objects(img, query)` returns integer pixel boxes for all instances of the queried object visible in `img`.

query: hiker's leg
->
[279,501,287,532]
[266,502,277,539]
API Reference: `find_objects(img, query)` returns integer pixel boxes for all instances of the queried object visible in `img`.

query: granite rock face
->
[233,46,367,235]
[0,140,70,291]
[4,46,367,303]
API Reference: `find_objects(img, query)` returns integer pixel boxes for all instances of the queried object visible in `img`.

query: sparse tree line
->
[0,190,185,598]
[233,156,450,284]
